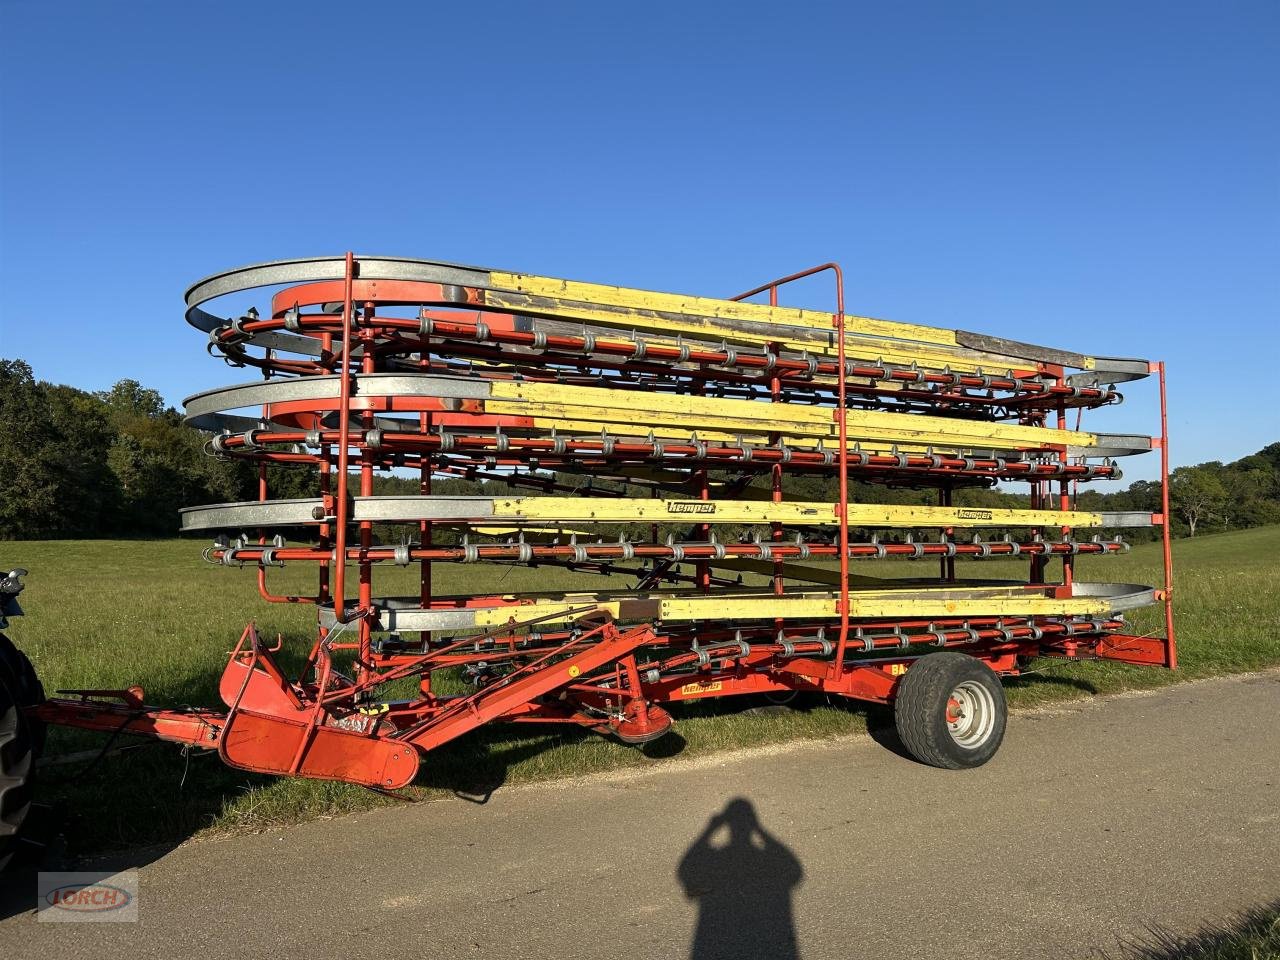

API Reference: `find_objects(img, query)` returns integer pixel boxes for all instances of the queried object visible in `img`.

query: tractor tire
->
[0,632,44,872]
[0,634,44,757]
[893,652,1006,769]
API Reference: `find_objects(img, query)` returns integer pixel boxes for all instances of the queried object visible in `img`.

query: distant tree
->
[45,383,122,534]
[98,379,166,418]
[1244,442,1280,473]
[99,386,249,535]
[264,463,316,501]
[1221,464,1280,528]
[1,363,256,539]
[1170,465,1228,537]
[0,359,64,537]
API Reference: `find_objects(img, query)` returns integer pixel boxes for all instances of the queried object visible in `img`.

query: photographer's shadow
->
[677,798,803,960]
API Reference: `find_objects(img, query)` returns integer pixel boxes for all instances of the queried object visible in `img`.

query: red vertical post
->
[331,252,356,624]
[940,485,955,582]
[768,293,778,599]
[1028,413,1046,586]
[696,451,711,592]
[829,269,849,681]
[1158,361,1177,668]
[692,341,711,593]
[1057,397,1073,589]
[317,443,332,605]
[769,287,785,646]
[357,300,376,667]
[729,266,846,680]
[317,328,334,614]
[305,443,334,673]
[419,322,433,654]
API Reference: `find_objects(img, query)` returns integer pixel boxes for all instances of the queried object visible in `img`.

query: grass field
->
[3,526,1278,853]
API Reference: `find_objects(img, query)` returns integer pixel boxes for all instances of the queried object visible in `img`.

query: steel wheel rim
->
[945,680,996,749]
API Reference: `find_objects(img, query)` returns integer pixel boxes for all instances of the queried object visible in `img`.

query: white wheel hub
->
[945,679,997,749]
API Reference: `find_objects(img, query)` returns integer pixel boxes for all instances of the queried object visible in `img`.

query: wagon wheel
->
[0,632,45,872]
[893,652,1006,769]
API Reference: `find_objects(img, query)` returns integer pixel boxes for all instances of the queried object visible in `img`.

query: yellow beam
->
[492,496,1104,528]
[483,270,1098,374]
[518,417,953,455]
[656,592,1111,620]
[495,497,834,524]
[486,380,1094,452]
[463,585,1113,627]
[489,271,957,345]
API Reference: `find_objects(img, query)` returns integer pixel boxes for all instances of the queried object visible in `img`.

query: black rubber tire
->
[0,633,43,873]
[0,634,44,757]
[893,652,1007,769]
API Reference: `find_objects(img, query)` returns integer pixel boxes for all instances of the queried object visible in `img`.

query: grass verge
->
[2,525,1277,853]
[1105,900,1280,960]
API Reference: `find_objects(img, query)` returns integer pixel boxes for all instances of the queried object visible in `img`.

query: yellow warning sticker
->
[568,665,581,678]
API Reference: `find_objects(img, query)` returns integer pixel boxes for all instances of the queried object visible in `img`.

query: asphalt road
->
[2,670,1277,959]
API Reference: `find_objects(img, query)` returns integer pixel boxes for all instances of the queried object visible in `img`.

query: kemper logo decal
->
[667,501,716,515]
[956,509,993,521]
[680,680,723,696]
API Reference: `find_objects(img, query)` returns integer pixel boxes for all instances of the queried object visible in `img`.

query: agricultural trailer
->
[0,255,1175,867]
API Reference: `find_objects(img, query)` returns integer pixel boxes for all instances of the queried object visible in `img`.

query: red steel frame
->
[28,254,1177,788]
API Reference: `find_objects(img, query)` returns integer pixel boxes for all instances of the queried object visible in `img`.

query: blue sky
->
[1,0,1276,484]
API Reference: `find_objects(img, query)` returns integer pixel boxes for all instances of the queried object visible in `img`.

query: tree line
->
[1,358,1276,540]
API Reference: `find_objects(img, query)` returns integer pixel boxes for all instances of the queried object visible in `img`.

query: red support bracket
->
[404,620,659,753]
